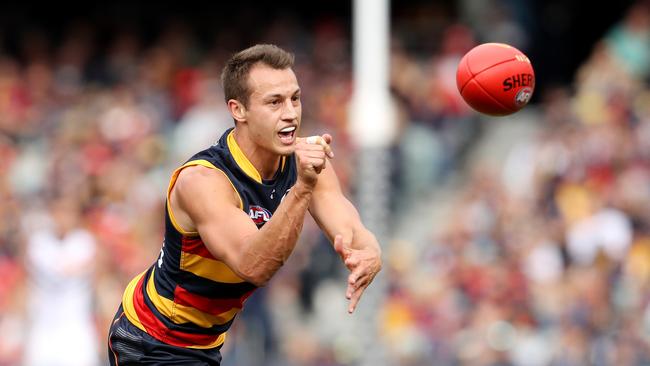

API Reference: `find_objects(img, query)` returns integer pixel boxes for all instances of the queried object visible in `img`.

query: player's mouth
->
[278,126,296,145]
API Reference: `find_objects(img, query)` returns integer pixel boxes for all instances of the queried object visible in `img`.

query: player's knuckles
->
[307,153,326,161]
[299,143,324,151]
[294,144,324,154]
[299,155,323,165]
[299,149,325,158]
[296,147,317,155]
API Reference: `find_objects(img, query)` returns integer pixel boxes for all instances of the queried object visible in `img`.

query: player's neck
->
[232,129,281,181]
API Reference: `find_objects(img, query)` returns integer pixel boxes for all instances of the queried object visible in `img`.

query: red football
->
[456,43,535,116]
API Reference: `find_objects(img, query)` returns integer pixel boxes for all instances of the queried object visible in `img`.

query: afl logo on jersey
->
[249,205,272,225]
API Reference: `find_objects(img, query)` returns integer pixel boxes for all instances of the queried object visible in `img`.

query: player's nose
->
[281,99,299,121]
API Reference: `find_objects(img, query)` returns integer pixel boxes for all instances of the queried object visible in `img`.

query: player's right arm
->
[170,141,328,287]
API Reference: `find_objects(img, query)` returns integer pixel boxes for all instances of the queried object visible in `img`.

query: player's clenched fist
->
[294,134,334,187]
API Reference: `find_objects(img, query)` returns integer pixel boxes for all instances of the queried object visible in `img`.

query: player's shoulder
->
[175,164,235,199]
[179,163,217,177]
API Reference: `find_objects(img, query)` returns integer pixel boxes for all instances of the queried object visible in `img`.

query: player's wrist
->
[296,171,319,189]
[293,180,315,198]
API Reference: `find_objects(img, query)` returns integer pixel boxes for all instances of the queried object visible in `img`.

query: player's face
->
[244,64,301,155]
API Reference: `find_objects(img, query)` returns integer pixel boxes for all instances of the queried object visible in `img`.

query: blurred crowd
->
[381,2,650,365]
[1,1,648,366]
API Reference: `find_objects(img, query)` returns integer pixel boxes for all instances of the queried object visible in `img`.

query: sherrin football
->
[456,43,535,116]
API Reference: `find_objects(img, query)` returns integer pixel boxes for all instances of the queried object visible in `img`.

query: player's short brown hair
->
[221,44,295,108]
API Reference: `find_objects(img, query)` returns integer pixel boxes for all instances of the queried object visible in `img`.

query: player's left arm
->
[308,143,382,313]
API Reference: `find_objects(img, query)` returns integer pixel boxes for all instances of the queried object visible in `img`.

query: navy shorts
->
[108,305,223,365]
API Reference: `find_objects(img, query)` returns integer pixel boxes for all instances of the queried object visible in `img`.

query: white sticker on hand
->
[306,136,322,145]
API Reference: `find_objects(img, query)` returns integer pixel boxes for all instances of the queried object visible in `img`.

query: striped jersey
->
[121,127,297,349]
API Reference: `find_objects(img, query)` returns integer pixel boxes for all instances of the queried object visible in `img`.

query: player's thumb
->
[333,233,352,260]
[334,235,348,260]
[321,133,333,145]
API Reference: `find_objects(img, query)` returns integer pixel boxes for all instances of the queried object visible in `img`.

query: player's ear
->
[228,100,247,123]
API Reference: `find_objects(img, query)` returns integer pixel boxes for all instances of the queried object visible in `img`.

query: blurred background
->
[1,0,650,365]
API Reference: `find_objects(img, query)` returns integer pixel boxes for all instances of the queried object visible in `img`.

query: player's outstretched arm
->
[308,136,382,313]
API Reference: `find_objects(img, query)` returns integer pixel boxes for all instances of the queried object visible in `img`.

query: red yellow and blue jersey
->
[121,127,297,349]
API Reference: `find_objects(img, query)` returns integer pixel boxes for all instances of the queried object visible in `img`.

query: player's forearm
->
[312,196,379,253]
[238,182,313,286]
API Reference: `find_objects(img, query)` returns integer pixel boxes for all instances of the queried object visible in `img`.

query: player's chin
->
[277,144,296,156]
[272,140,295,156]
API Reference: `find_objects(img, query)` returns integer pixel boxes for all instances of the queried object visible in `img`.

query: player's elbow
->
[237,259,279,287]
[249,276,271,287]
[239,269,273,287]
